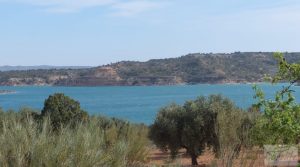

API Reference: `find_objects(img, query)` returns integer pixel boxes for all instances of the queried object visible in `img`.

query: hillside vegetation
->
[1,52,300,86]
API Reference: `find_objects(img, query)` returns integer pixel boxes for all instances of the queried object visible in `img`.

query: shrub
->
[252,53,300,145]
[19,107,41,122]
[215,100,257,167]
[41,93,88,130]
[252,85,300,145]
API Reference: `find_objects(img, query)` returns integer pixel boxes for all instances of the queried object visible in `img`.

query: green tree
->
[150,95,255,166]
[252,52,300,145]
[41,93,88,130]
[149,96,220,166]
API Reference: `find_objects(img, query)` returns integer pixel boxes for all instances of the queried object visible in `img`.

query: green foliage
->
[0,110,149,167]
[150,95,259,166]
[149,104,185,155]
[150,95,251,165]
[252,53,300,145]
[41,93,88,130]
[272,52,300,83]
[149,100,217,165]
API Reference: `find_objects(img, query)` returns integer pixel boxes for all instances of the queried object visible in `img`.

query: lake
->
[0,84,298,125]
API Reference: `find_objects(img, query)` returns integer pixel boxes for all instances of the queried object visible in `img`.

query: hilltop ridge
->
[1,52,299,86]
[0,66,92,71]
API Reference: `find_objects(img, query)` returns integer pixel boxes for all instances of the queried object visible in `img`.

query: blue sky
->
[1,0,300,66]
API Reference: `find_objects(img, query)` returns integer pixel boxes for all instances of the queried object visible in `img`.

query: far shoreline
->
[0,90,17,95]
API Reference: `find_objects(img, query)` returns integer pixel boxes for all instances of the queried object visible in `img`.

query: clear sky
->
[1,0,300,66]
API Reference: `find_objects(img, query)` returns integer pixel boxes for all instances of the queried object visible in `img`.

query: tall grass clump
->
[214,98,259,167]
[0,108,149,167]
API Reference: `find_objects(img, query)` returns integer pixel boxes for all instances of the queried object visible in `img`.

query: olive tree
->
[149,96,219,166]
[41,93,88,130]
[150,95,256,166]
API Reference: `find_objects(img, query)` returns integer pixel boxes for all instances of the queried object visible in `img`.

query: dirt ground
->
[147,148,215,166]
[146,148,273,167]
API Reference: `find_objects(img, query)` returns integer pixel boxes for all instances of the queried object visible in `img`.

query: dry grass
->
[0,110,150,167]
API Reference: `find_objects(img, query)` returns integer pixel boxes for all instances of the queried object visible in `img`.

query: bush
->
[252,53,300,145]
[214,97,257,167]
[19,107,41,122]
[41,93,88,130]
[252,85,300,145]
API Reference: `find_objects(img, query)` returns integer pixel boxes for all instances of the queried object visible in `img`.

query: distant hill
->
[0,66,92,71]
[0,52,300,86]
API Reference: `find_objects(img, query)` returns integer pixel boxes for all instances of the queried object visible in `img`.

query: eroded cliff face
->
[94,67,122,80]
[54,66,182,86]
[3,77,49,86]
[54,67,125,86]
[1,75,70,86]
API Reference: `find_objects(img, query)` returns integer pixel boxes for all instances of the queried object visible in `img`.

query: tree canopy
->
[41,93,88,130]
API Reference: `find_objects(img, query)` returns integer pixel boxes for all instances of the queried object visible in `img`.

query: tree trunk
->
[191,154,198,166]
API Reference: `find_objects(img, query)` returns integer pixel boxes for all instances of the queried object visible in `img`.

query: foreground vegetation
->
[0,52,300,166]
[148,53,300,166]
[0,96,149,167]
[149,94,258,166]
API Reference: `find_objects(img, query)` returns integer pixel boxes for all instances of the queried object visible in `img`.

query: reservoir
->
[0,83,297,124]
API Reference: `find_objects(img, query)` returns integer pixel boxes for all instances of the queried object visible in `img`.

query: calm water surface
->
[0,84,298,125]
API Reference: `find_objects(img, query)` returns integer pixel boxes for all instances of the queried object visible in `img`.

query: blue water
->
[0,84,299,125]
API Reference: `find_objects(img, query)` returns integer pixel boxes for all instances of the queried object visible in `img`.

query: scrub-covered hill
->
[1,52,299,86]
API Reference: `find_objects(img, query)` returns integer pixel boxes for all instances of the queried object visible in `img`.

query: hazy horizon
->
[1,0,300,66]
[2,51,300,67]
